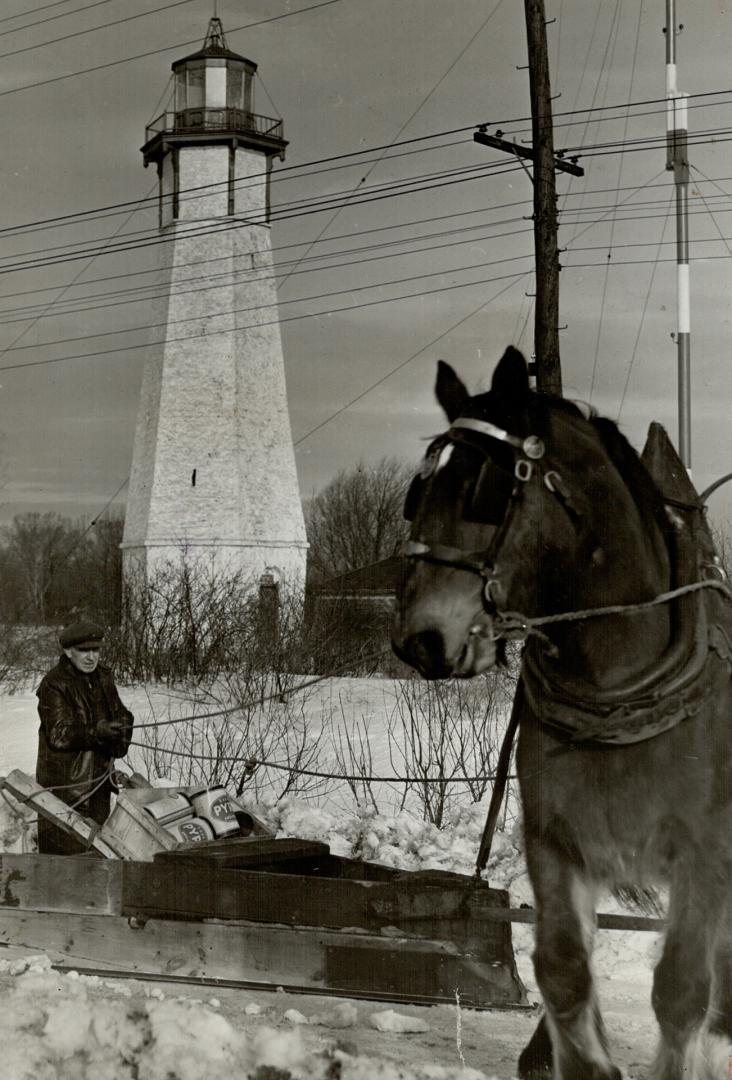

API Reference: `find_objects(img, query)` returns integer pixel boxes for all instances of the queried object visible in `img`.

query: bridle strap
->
[404,414,552,600]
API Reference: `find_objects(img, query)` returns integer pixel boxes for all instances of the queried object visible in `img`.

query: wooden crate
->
[99,789,181,861]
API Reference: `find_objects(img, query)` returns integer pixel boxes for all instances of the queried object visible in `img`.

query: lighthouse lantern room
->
[141,18,286,226]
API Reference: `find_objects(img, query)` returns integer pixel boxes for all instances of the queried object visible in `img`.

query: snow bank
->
[0,966,491,1080]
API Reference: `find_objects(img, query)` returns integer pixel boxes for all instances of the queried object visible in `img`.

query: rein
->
[493,578,732,643]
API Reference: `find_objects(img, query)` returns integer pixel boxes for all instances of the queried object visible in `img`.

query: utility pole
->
[664,0,691,469]
[474,1,581,396]
[524,0,562,396]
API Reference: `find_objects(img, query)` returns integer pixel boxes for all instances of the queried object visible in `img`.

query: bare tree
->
[2,513,79,623]
[304,456,413,583]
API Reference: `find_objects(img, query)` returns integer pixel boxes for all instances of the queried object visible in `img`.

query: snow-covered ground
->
[0,677,660,1078]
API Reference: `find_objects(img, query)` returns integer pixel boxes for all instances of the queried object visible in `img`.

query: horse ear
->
[491,346,530,404]
[435,360,469,421]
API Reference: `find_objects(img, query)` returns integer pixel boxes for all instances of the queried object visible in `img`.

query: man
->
[36,619,134,854]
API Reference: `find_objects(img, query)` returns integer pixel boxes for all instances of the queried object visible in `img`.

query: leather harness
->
[405,415,732,747]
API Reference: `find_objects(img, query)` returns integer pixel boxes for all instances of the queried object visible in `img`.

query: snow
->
[0,677,660,1077]
[370,1010,431,1034]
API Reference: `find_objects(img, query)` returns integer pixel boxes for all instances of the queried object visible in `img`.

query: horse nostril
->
[399,629,451,679]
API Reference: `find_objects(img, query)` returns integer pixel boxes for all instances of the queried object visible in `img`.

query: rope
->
[2,764,115,847]
[68,763,114,809]
[127,739,517,785]
[494,578,731,640]
[43,766,114,795]
[131,648,391,731]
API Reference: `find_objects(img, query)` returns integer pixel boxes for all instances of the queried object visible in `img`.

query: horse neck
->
[541,486,673,689]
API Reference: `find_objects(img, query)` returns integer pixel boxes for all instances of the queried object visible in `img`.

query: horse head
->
[392,346,671,680]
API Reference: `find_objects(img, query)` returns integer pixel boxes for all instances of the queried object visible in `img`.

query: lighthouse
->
[121,18,308,594]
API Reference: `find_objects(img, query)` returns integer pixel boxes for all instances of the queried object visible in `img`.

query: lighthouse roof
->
[171,17,256,71]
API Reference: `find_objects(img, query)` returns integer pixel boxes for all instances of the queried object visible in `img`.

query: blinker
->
[403,417,545,523]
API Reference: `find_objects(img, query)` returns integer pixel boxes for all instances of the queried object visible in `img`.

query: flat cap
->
[59,620,105,649]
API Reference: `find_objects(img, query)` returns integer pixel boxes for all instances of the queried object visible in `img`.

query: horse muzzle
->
[392,617,500,679]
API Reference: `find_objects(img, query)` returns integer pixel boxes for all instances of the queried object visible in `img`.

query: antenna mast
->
[665,0,691,469]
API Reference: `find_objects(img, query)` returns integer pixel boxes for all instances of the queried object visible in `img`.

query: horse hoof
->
[517,1015,553,1080]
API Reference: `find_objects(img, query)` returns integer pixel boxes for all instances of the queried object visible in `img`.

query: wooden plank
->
[0,853,663,933]
[153,836,330,868]
[485,908,664,933]
[0,855,122,916]
[1,771,119,858]
[325,941,525,1005]
[121,862,522,969]
[122,860,381,928]
[0,908,526,1007]
[370,876,516,966]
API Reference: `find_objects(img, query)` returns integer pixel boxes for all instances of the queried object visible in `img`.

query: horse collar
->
[523,536,732,748]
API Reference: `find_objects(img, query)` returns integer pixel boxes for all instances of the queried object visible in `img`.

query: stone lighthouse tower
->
[122,17,308,593]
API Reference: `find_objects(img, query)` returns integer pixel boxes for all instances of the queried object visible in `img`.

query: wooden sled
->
[0,770,528,1009]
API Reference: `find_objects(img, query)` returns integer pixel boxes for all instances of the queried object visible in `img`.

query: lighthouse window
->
[227,67,243,111]
[174,70,187,112]
[187,65,205,109]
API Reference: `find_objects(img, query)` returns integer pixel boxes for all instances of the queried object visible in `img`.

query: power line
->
[0,221,537,324]
[5,242,722,379]
[293,275,527,447]
[0,268,532,373]
[7,118,732,275]
[616,195,673,424]
[0,203,521,302]
[0,180,159,365]
[3,190,732,326]
[0,135,474,241]
[0,119,728,268]
[4,169,732,307]
[2,174,727,287]
[4,117,538,238]
[0,0,197,57]
[0,160,524,275]
[11,207,732,329]
[0,0,342,99]
[2,92,732,244]
[1,253,537,355]
[0,0,96,26]
[0,156,517,259]
[277,0,507,290]
[588,0,643,404]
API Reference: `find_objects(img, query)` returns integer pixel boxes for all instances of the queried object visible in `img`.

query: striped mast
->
[665,0,691,469]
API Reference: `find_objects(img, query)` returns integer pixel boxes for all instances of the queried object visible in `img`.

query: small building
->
[308,557,406,674]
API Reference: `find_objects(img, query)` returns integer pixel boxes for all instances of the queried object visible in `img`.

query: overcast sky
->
[1,0,732,531]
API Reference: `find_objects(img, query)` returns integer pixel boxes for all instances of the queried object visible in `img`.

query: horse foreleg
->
[528,844,620,1080]
[650,845,732,1080]
[653,870,732,1080]
[517,1013,553,1079]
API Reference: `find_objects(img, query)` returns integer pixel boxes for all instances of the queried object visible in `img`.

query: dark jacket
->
[35,655,133,854]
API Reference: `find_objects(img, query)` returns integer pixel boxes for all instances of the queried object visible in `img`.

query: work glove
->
[96,716,131,742]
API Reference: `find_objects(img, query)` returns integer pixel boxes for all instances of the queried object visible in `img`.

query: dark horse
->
[392,346,732,1080]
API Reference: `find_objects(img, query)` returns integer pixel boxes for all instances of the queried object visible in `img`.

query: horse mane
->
[590,416,671,540]
[542,397,671,543]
